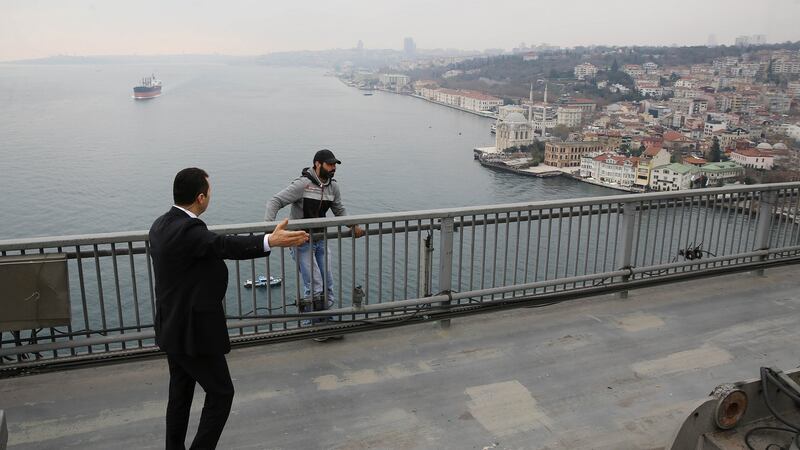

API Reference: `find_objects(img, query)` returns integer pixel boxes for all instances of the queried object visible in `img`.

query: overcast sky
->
[2,0,800,61]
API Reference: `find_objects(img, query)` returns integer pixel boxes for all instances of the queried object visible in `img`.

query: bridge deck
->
[3,265,800,449]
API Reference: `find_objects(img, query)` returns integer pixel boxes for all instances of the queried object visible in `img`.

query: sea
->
[0,63,615,240]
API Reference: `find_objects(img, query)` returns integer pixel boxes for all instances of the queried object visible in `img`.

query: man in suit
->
[149,167,308,449]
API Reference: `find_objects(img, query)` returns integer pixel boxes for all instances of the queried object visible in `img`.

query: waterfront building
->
[580,153,639,187]
[433,88,463,106]
[650,163,700,191]
[495,112,534,151]
[730,148,774,170]
[379,73,411,91]
[545,141,609,169]
[413,80,438,93]
[424,88,502,112]
[634,146,671,189]
[459,90,503,112]
[700,161,745,185]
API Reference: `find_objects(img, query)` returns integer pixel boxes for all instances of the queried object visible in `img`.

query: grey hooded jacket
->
[265,167,346,224]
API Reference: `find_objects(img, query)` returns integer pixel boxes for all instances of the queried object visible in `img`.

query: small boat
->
[363,91,374,96]
[243,275,282,288]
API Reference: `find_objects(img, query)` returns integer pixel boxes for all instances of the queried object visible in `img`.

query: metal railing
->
[2,183,800,371]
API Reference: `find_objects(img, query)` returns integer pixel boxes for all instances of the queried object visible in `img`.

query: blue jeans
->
[290,240,335,311]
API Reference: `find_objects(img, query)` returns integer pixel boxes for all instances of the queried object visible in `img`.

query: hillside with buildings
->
[342,42,800,191]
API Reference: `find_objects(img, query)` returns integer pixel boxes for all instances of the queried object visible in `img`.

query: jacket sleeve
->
[265,179,306,221]
[184,220,269,260]
[330,181,347,217]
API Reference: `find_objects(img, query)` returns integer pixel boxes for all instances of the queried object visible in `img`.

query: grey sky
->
[2,0,800,61]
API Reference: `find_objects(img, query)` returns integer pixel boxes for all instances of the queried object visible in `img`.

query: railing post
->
[438,217,454,328]
[754,190,777,276]
[0,408,7,450]
[421,234,433,297]
[617,201,637,298]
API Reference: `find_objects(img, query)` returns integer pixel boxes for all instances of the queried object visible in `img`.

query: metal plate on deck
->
[0,254,70,331]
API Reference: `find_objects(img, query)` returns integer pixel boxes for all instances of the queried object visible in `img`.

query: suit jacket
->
[149,207,269,356]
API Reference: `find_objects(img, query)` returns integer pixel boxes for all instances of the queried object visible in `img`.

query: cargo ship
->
[132,74,162,99]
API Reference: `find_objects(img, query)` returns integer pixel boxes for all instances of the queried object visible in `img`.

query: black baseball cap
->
[313,149,342,164]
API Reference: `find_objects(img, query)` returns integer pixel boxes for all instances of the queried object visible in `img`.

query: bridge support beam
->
[438,218,454,329]
[616,201,637,299]
[754,190,777,276]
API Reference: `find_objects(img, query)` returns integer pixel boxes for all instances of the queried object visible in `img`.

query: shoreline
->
[409,94,498,119]
[339,76,633,192]
[476,154,639,191]
[476,159,563,178]
[337,77,497,120]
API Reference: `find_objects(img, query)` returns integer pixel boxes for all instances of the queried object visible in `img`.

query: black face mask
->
[319,166,335,181]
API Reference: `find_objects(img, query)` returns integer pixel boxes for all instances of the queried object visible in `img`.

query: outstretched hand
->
[269,219,309,248]
[352,225,365,238]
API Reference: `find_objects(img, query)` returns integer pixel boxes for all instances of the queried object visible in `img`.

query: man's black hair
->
[173,167,209,205]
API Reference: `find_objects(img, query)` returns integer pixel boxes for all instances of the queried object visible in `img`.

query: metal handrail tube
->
[2,182,797,251]
[0,331,154,357]
[3,245,800,359]
[232,245,800,325]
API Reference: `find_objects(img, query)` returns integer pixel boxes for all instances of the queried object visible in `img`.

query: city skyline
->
[2,0,800,62]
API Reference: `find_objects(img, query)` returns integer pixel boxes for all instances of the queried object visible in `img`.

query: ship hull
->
[133,86,162,99]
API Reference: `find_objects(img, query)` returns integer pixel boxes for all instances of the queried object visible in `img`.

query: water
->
[0,63,616,240]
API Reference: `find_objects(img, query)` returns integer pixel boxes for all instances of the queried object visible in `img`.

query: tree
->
[611,58,619,72]
[709,137,721,162]
[550,124,571,140]
[631,144,646,157]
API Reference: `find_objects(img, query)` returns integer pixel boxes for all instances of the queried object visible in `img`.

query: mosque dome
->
[773,143,787,150]
[756,142,773,149]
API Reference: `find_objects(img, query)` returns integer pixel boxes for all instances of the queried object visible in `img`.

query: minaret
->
[528,83,533,124]
[542,83,549,138]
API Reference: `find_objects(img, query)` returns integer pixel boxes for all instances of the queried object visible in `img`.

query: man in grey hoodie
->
[265,149,364,325]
